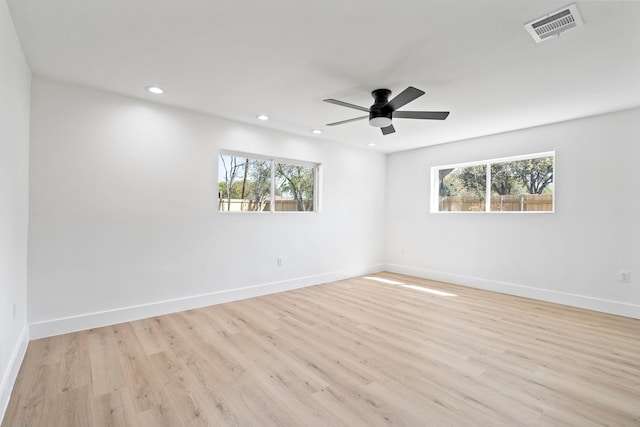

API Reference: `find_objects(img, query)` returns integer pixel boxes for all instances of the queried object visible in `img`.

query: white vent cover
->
[524,4,583,43]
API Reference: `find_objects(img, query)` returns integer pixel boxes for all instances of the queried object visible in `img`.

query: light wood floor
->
[3,272,640,426]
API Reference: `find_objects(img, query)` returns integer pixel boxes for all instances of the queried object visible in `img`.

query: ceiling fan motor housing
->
[369,89,393,128]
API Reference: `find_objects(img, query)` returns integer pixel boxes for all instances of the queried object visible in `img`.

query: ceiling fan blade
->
[323,99,370,113]
[381,124,396,135]
[326,115,369,126]
[385,86,425,111]
[393,111,450,120]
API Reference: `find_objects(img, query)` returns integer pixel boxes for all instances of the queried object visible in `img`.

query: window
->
[432,152,554,213]
[218,152,318,212]
[274,162,316,212]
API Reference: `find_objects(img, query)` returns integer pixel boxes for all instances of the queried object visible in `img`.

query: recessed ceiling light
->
[367,142,376,147]
[311,129,322,134]
[146,86,164,94]
[257,114,269,121]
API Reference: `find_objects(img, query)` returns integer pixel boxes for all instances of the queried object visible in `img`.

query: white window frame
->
[218,150,321,213]
[430,151,555,214]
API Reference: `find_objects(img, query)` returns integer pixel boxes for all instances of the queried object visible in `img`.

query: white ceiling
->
[7,0,640,153]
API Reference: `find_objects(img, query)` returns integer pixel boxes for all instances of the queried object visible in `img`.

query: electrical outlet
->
[277,257,283,267]
[619,271,631,283]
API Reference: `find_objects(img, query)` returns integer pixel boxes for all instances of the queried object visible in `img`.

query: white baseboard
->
[30,265,384,340]
[384,264,640,319]
[0,325,28,423]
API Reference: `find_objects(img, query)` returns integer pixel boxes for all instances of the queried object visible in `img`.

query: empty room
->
[1,0,639,425]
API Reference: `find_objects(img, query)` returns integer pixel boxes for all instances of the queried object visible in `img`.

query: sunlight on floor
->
[363,276,457,297]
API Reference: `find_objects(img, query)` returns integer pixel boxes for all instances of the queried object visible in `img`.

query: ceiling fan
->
[324,86,449,135]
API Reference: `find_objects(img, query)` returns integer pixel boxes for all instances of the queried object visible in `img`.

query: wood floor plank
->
[59,331,91,393]
[128,317,171,356]
[88,329,125,398]
[110,323,159,414]
[51,386,91,427]
[4,272,640,426]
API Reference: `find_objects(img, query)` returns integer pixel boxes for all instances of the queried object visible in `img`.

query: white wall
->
[385,108,640,318]
[0,0,30,419]
[28,78,386,337]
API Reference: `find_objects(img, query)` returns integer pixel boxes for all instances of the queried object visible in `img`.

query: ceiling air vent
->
[524,3,583,43]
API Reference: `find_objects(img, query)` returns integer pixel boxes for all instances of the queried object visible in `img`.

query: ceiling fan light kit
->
[369,116,392,128]
[324,86,449,135]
